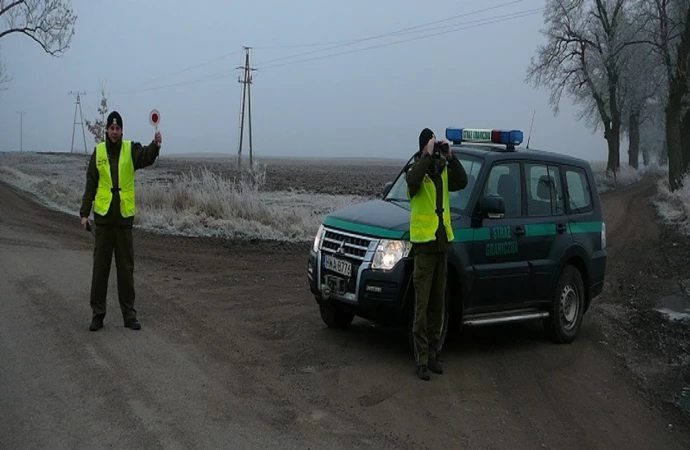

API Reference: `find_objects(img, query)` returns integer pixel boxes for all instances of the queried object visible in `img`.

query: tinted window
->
[484,162,522,218]
[525,163,565,216]
[565,167,593,213]
[384,152,483,213]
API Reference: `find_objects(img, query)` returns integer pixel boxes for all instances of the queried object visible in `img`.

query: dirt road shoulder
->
[593,175,690,423]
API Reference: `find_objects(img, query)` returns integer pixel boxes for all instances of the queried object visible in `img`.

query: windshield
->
[384,152,483,213]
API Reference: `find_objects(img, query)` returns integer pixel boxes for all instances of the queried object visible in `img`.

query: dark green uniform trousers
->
[90,224,137,322]
[412,251,447,366]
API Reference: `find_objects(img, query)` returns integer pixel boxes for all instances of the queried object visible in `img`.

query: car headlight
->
[312,224,324,252]
[371,239,412,270]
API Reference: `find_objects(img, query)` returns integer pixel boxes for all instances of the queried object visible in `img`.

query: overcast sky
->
[0,0,614,162]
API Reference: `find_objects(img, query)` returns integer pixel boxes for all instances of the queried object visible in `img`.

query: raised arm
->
[131,140,161,170]
[405,153,432,198]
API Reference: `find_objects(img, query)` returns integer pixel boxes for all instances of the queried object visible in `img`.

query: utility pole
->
[17,111,26,152]
[236,46,256,170]
[69,91,88,154]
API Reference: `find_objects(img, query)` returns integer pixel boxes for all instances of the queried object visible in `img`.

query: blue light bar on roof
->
[446,127,524,146]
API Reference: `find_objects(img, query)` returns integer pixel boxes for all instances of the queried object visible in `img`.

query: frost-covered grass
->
[654,173,690,235]
[0,150,670,242]
[590,160,666,193]
[0,152,370,242]
[134,166,366,241]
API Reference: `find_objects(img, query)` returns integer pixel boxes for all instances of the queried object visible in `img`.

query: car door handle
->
[556,223,567,233]
[514,225,525,236]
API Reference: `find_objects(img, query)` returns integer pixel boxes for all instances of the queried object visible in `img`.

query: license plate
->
[323,254,352,277]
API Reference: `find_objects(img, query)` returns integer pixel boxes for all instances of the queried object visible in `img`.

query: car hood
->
[322,200,412,240]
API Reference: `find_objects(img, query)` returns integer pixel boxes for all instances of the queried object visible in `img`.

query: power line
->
[106,1,525,95]
[256,8,544,70]
[252,0,525,66]
[134,50,243,85]
[89,52,243,96]
[106,6,541,95]
[113,71,234,95]
[254,0,524,51]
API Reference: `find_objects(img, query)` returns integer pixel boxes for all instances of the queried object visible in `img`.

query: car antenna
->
[526,109,536,149]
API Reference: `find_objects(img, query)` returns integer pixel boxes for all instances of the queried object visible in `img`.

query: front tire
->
[319,299,355,329]
[545,265,585,344]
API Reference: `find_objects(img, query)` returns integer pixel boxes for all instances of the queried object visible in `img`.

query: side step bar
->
[462,309,549,327]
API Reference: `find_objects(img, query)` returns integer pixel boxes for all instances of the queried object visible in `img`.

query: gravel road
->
[1,178,689,450]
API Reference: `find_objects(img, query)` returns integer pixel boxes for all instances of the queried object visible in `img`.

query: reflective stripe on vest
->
[93,140,136,218]
[408,167,454,243]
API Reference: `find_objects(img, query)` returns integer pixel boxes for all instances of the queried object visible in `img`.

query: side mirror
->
[382,181,393,197]
[479,194,505,219]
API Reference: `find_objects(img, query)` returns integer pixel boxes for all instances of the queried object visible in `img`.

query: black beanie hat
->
[107,111,123,129]
[419,128,434,151]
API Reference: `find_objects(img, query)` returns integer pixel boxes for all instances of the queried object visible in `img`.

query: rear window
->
[525,163,566,216]
[564,166,593,214]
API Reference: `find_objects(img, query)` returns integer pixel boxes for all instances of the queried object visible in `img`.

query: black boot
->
[89,316,104,332]
[417,365,430,381]
[428,358,443,374]
[124,318,141,330]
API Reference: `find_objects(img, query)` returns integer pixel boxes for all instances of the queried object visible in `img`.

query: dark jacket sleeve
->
[405,152,432,197]
[79,150,99,218]
[131,140,160,170]
[447,153,468,192]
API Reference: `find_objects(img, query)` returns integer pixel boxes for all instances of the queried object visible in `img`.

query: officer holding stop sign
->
[79,110,162,332]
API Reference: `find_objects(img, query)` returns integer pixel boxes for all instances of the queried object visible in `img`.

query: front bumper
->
[307,228,410,323]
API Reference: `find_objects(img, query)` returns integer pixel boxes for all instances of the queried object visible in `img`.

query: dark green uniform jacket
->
[405,151,468,253]
[79,137,160,226]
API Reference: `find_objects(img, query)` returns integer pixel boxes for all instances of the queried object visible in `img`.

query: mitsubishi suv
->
[307,127,607,352]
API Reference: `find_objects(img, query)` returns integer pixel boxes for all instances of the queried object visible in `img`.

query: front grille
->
[320,228,375,261]
[318,227,378,301]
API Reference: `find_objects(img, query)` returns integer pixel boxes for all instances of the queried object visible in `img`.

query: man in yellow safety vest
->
[79,111,162,332]
[406,127,467,380]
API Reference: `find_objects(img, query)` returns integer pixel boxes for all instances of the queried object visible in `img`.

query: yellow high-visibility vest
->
[408,167,453,243]
[93,140,136,217]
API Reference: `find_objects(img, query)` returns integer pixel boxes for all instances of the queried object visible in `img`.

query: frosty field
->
[0,151,401,242]
[1,150,682,242]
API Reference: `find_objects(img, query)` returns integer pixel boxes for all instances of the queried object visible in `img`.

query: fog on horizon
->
[0,0,614,164]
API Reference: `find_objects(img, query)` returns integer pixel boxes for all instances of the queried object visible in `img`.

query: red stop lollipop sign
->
[149,109,160,131]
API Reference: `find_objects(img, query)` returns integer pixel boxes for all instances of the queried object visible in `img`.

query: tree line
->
[1,1,690,191]
[527,0,690,191]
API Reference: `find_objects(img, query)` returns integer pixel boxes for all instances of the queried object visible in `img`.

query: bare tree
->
[0,52,10,95]
[619,31,666,169]
[640,0,690,189]
[0,0,77,90]
[84,80,109,144]
[526,0,646,172]
[638,96,667,166]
